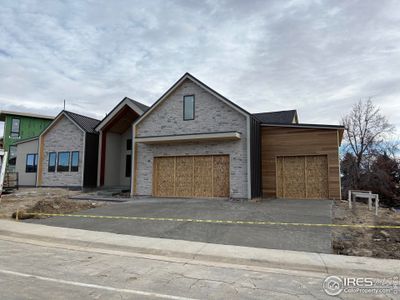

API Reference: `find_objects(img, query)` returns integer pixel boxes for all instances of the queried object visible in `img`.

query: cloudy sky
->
[1,0,400,136]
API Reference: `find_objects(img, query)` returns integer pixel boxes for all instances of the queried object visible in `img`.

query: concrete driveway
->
[26,198,333,253]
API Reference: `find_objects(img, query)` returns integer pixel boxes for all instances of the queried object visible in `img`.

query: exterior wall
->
[261,127,341,199]
[3,115,51,153]
[104,132,121,186]
[15,139,38,186]
[135,78,249,198]
[41,116,84,187]
[103,128,132,187]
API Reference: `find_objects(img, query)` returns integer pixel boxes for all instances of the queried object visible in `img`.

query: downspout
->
[130,124,136,197]
[246,115,251,199]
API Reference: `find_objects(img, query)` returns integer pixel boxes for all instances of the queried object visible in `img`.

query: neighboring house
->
[130,73,344,200]
[36,111,100,188]
[0,111,53,171]
[95,97,149,189]
[14,137,39,186]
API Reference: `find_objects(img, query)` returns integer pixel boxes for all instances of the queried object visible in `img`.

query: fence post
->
[348,190,352,209]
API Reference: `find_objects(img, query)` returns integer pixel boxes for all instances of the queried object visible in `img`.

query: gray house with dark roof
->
[130,73,344,200]
[36,110,100,188]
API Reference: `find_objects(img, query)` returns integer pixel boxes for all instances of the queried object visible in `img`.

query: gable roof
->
[134,73,251,127]
[63,111,100,133]
[40,110,100,137]
[253,110,298,124]
[126,97,149,113]
[95,97,149,131]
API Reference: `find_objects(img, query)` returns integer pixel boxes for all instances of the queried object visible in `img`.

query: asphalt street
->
[26,198,333,253]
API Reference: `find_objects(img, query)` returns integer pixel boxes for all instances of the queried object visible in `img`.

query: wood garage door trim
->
[153,154,230,198]
[275,154,329,199]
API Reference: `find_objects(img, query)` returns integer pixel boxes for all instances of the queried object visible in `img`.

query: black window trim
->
[10,118,21,138]
[48,152,57,172]
[70,151,79,172]
[57,151,70,172]
[183,94,195,121]
[25,153,37,173]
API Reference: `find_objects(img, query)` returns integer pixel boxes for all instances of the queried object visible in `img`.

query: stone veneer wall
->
[135,78,249,198]
[41,116,84,187]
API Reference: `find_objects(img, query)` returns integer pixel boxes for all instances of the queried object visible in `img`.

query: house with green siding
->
[0,111,53,170]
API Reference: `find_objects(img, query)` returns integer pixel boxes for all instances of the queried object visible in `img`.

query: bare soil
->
[0,188,105,219]
[332,199,400,259]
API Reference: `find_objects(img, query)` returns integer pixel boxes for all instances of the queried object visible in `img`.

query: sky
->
[1,0,400,137]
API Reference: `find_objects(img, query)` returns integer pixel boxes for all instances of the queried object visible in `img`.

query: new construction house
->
[13,73,343,200]
[130,73,343,200]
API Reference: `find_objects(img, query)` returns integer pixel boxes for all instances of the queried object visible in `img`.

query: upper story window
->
[183,95,195,121]
[11,118,20,138]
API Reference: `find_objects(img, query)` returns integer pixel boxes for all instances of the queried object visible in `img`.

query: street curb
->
[0,220,398,277]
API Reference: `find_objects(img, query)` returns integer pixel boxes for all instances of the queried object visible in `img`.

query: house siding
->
[135,78,249,199]
[15,139,38,186]
[41,116,84,187]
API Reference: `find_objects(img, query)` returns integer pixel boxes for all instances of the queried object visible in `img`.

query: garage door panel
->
[276,155,328,199]
[175,156,193,197]
[193,156,213,197]
[306,156,328,199]
[153,155,229,198]
[283,156,306,198]
[213,155,230,197]
[154,157,175,197]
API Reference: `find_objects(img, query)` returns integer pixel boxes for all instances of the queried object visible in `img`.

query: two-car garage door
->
[276,155,328,199]
[153,155,230,198]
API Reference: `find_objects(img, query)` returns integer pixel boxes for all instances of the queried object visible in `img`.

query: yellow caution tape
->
[19,212,400,229]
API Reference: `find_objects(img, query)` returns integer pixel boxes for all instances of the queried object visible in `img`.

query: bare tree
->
[341,98,394,188]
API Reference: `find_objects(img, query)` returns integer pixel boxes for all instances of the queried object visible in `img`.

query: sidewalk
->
[0,219,399,277]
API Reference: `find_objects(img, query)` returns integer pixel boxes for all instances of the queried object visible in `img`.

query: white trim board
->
[135,132,241,144]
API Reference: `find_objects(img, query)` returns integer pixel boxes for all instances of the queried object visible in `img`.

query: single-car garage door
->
[276,155,328,199]
[153,155,230,198]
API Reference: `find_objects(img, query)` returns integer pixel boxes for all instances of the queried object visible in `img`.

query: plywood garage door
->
[276,155,328,199]
[153,155,229,198]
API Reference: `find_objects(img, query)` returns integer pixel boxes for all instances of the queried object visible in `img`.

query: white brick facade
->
[135,78,249,199]
[41,116,84,187]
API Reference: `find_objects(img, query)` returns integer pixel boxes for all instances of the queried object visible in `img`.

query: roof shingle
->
[64,111,100,134]
[253,110,298,124]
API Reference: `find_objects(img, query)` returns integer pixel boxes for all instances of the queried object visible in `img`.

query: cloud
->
[1,0,400,137]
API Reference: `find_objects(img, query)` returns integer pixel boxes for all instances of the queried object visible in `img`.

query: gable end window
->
[26,153,38,173]
[183,95,195,120]
[57,152,70,172]
[71,151,79,172]
[48,152,56,172]
[11,118,20,138]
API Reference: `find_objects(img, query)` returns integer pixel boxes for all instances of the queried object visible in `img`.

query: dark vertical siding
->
[250,117,262,198]
[83,133,99,187]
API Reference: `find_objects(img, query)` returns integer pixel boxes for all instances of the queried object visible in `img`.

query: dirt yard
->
[332,199,400,259]
[0,188,105,219]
